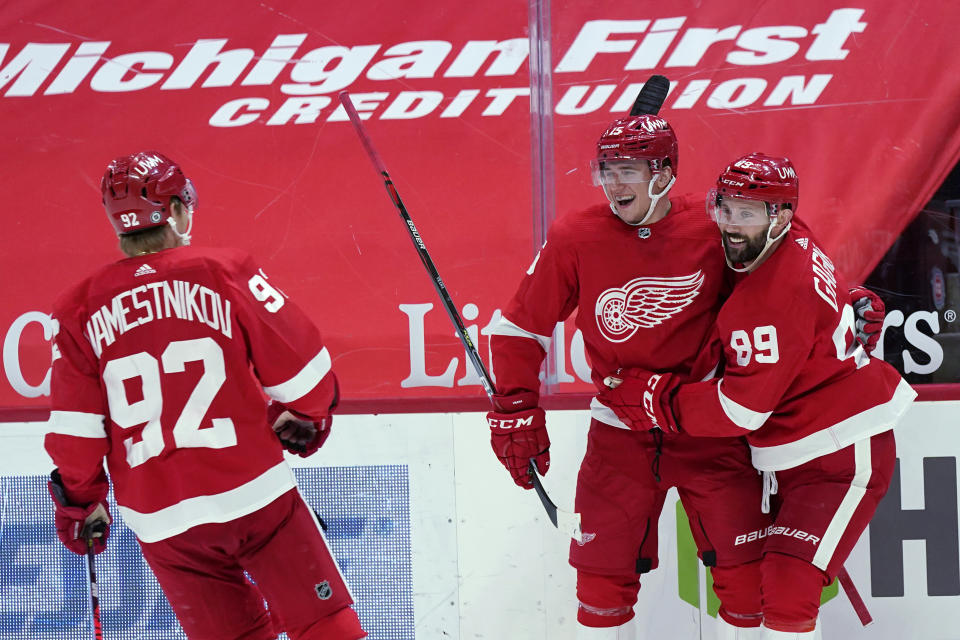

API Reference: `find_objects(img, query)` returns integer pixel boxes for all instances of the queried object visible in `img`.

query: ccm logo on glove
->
[642,374,664,428]
[487,414,538,429]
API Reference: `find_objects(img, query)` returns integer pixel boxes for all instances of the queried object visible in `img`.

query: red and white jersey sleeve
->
[44,246,337,542]
[489,226,580,398]
[46,303,111,506]
[490,196,730,424]
[224,252,339,419]
[674,224,916,470]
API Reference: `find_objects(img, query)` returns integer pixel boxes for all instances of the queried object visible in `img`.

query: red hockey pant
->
[138,488,364,640]
[570,421,771,627]
[760,430,896,632]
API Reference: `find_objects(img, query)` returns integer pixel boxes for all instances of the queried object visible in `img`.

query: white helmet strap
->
[606,172,676,226]
[167,205,193,247]
[726,218,791,273]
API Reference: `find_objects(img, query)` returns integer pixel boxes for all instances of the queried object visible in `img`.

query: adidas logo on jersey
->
[795,237,809,250]
[134,264,157,277]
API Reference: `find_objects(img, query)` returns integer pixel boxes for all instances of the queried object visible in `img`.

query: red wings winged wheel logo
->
[594,271,705,343]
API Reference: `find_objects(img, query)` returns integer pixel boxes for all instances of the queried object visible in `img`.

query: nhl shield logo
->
[314,581,332,600]
[637,227,651,239]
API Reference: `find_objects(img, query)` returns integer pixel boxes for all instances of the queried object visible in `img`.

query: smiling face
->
[597,159,656,224]
[716,197,771,264]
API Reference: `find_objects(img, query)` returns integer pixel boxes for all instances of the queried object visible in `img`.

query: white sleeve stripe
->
[717,382,772,431]
[46,411,107,438]
[489,316,552,352]
[263,348,332,403]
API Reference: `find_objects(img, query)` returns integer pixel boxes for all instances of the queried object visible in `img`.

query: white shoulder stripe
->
[263,348,332,403]
[717,382,772,431]
[489,316,552,352]
[47,411,107,439]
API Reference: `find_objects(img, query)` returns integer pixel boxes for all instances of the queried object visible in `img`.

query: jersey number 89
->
[730,325,779,366]
[730,305,868,370]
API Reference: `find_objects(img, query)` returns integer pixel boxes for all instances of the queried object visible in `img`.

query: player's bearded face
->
[721,226,768,263]
[717,198,770,264]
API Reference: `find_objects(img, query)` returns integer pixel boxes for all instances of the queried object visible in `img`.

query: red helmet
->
[595,114,679,176]
[715,153,798,215]
[100,151,197,235]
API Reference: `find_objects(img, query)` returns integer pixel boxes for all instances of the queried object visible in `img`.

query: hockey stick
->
[528,459,582,539]
[83,521,107,640]
[338,91,581,540]
[338,91,493,399]
[837,566,873,626]
[630,74,670,116]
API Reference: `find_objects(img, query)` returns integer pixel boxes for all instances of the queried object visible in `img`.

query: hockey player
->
[44,151,366,640]
[599,153,915,639]
[485,114,776,638]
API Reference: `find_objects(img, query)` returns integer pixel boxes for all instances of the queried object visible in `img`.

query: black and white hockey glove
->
[267,402,331,457]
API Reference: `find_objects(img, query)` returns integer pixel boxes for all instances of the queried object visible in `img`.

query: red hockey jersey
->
[44,246,338,543]
[674,223,916,470]
[490,195,731,425]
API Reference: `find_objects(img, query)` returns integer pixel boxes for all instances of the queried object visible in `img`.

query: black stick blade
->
[629,75,670,116]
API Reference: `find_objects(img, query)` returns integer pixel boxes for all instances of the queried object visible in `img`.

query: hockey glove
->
[267,401,331,458]
[599,368,681,433]
[849,285,885,355]
[486,391,550,489]
[48,469,111,556]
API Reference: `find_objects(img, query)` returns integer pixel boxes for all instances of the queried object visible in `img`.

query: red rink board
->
[2,0,960,415]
